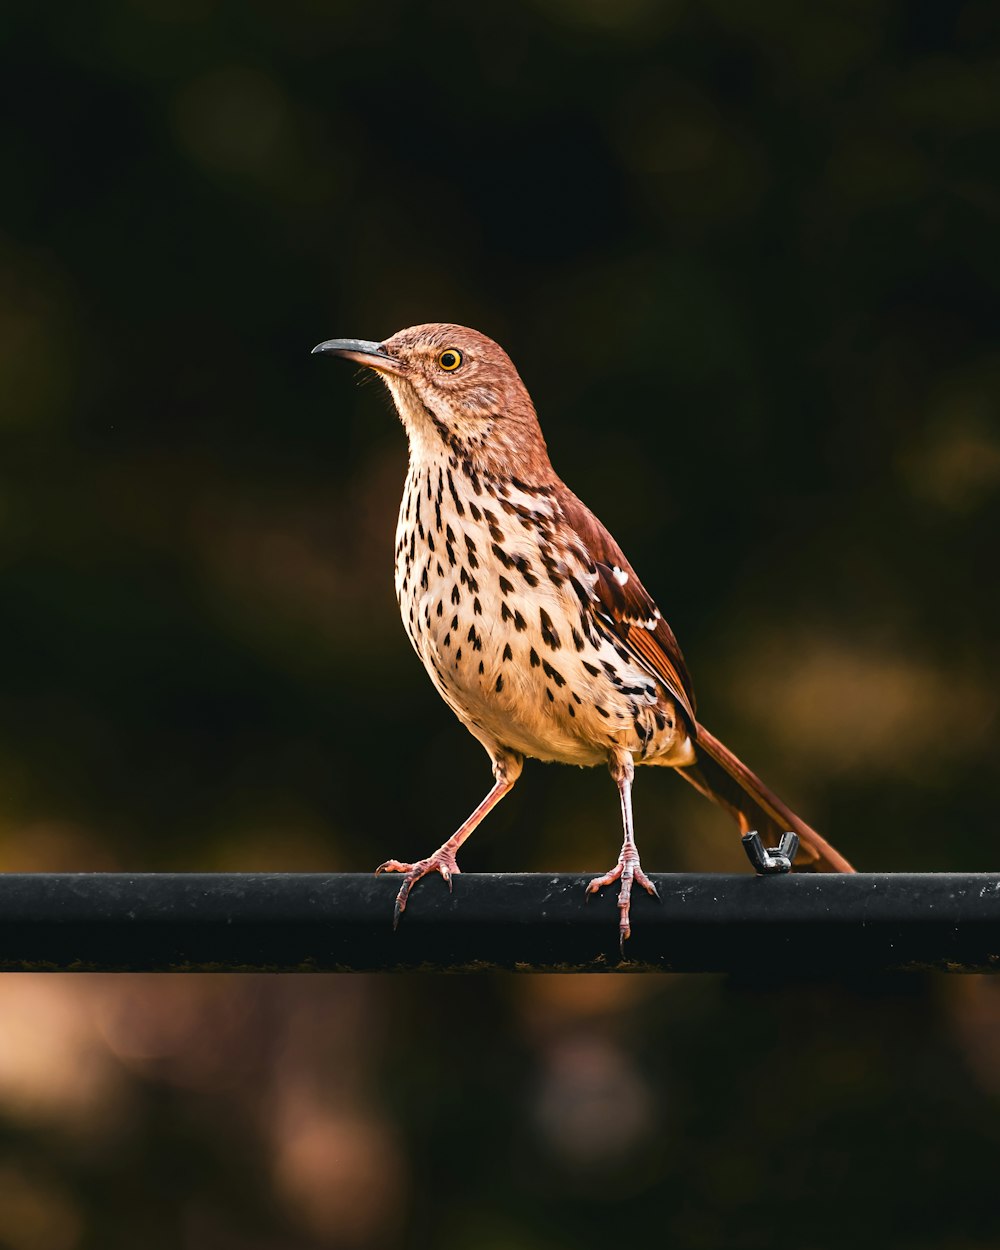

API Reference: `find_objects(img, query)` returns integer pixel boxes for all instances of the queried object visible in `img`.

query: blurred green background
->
[1,1,999,1246]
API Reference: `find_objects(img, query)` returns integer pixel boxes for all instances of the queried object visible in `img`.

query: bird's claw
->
[375,849,461,928]
[586,847,658,950]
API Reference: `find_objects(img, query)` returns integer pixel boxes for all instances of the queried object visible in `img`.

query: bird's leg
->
[587,749,659,949]
[376,750,523,928]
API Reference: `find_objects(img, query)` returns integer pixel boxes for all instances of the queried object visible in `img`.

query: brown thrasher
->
[313,323,854,945]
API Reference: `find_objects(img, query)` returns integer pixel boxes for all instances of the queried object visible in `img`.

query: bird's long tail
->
[675,722,855,873]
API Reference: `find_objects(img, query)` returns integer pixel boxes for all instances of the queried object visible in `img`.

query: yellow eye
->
[438,348,463,372]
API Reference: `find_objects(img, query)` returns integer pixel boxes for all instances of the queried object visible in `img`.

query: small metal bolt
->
[742,830,799,874]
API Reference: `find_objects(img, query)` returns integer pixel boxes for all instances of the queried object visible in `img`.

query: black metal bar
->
[0,873,997,972]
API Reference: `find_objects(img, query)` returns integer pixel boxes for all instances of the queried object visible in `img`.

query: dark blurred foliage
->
[0,0,999,1246]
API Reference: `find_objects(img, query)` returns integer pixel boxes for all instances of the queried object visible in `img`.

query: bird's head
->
[313,322,553,479]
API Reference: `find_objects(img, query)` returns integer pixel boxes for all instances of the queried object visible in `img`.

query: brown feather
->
[550,487,852,872]
[554,484,697,723]
[682,724,855,872]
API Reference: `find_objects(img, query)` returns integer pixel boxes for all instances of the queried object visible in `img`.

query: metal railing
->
[0,872,997,972]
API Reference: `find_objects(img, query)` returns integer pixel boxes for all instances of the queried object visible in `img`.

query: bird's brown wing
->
[554,485,697,726]
[554,485,854,873]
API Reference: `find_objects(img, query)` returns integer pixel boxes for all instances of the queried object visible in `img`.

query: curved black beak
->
[311,338,407,376]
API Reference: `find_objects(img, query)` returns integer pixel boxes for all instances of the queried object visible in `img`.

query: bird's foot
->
[375,848,461,928]
[586,845,659,951]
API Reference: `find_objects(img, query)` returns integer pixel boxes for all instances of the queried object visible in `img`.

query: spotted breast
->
[394,444,695,771]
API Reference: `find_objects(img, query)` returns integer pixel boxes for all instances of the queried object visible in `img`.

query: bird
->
[312,323,854,946]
